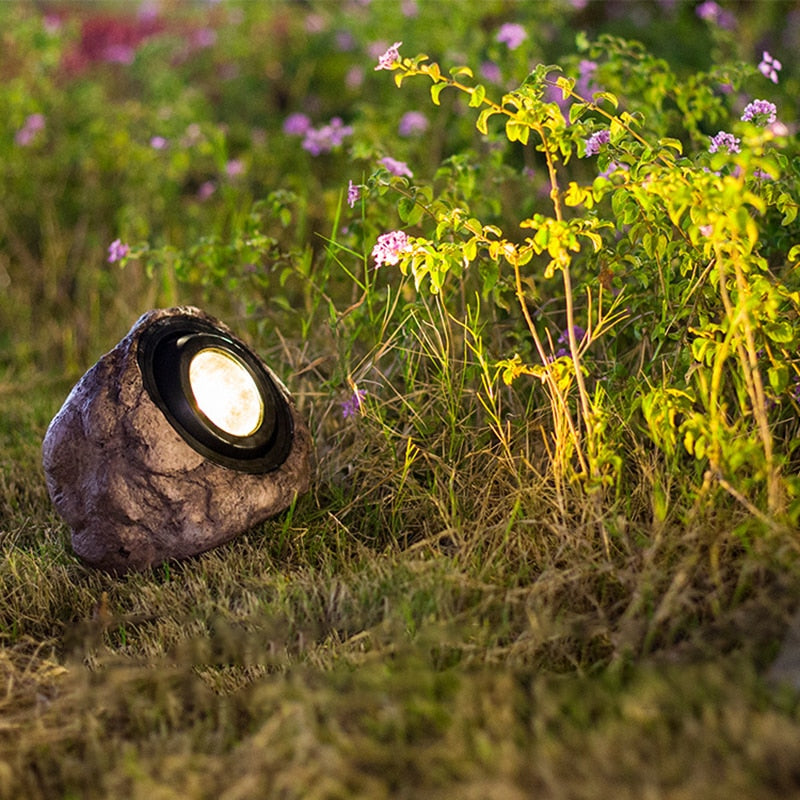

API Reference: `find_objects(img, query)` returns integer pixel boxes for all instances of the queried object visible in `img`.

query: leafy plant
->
[352,33,800,521]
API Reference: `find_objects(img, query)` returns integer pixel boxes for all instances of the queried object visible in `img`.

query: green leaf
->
[658,137,683,154]
[476,107,500,134]
[449,65,474,78]
[469,84,486,108]
[479,258,499,295]
[430,82,447,106]
[505,119,530,145]
[764,320,794,344]
[398,196,424,226]
[463,238,478,262]
[569,102,588,125]
[582,230,602,251]
[556,75,575,99]
[609,117,625,144]
[425,61,441,81]
[592,90,619,109]
[778,193,799,226]
[768,364,789,395]
[563,182,587,207]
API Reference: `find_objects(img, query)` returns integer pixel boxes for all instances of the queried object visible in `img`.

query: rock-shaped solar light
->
[42,306,312,573]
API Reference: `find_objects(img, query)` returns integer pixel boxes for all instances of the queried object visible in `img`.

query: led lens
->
[189,348,264,437]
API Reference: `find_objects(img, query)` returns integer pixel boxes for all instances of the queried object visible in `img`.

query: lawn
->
[2,2,800,797]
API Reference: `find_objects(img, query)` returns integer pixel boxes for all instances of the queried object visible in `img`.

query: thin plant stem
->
[534,119,595,479]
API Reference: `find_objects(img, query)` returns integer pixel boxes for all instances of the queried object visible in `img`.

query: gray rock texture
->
[42,306,312,573]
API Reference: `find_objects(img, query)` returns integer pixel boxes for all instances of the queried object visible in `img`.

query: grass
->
[2,347,800,799]
[1,2,799,795]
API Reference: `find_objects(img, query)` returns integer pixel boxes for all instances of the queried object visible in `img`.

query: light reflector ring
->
[137,315,293,473]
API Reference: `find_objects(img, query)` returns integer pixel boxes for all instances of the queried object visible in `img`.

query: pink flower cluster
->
[398,111,428,137]
[584,129,610,156]
[741,99,777,126]
[283,113,353,156]
[15,113,45,146]
[758,51,782,84]
[379,157,413,178]
[708,131,741,154]
[375,41,402,71]
[496,23,527,50]
[347,180,360,208]
[341,388,367,419]
[695,0,736,29]
[107,239,129,263]
[371,230,413,268]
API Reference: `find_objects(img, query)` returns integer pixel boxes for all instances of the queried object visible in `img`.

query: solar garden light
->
[42,306,312,573]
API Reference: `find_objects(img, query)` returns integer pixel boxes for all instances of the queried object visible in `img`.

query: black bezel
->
[136,315,293,473]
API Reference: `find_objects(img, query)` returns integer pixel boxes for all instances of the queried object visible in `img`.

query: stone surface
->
[42,306,312,573]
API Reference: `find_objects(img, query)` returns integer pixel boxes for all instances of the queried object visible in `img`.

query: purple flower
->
[398,111,429,137]
[379,156,413,178]
[375,41,402,71]
[696,0,736,29]
[103,43,136,64]
[346,66,365,89]
[598,161,628,180]
[335,30,356,51]
[341,388,367,419]
[347,180,360,208]
[107,239,129,263]
[558,325,586,345]
[576,59,598,98]
[197,181,216,200]
[758,51,782,84]
[150,135,168,149]
[192,28,217,48]
[14,113,45,146]
[283,112,312,136]
[302,117,353,156]
[708,131,741,154]
[550,325,587,359]
[545,83,570,122]
[584,129,610,156]
[481,61,503,84]
[695,0,718,19]
[43,14,62,34]
[25,113,45,131]
[371,230,413,268]
[226,159,245,177]
[741,99,777,126]
[496,23,527,50]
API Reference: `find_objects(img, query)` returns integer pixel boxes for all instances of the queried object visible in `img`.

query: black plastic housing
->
[137,315,293,473]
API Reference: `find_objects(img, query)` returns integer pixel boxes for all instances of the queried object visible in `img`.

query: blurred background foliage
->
[0,0,796,376]
[1,6,800,795]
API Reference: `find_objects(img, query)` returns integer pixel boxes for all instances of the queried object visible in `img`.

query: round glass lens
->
[188,348,264,437]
